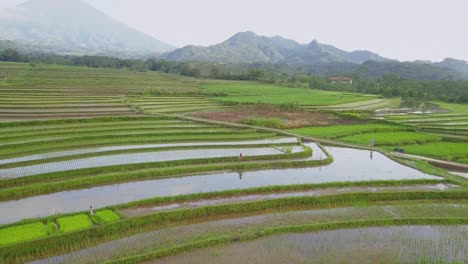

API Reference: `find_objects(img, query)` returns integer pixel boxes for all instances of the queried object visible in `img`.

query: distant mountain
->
[162,31,389,64]
[0,0,175,57]
[434,58,468,76]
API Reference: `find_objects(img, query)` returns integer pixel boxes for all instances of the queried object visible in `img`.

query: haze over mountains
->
[0,0,175,57]
[1,0,468,79]
[162,31,388,64]
[161,31,468,79]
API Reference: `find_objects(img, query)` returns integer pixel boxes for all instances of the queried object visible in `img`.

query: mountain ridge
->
[162,31,389,64]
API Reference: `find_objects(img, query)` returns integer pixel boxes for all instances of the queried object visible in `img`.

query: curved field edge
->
[0,178,453,229]
[0,142,302,169]
[0,145,323,199]
[108,218,468,264]
[0,191,467,262]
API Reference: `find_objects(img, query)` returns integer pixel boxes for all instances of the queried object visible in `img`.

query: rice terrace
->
[0,0,468,263]
[0,60,466,264]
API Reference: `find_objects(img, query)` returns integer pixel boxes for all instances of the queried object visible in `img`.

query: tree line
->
[1,48,467,103]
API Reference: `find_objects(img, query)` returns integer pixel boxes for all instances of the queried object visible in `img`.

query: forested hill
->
[160,31,468,80]
[162,31,388,64]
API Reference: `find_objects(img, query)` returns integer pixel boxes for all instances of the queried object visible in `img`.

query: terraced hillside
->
[0,61,466,263]
[1,116,466,263]
[378,103,468,164]
[200,82,377,106]
[0,62,209,119]
[0,62,381,121]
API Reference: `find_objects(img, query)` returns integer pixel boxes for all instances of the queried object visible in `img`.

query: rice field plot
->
[200,81,377,106]
[27,204,468,264]
[383,102,468,138]
[0,116,275,159]
[0,222,48,246]
[340,131,442,146]
[290,121,465,162]
[0,115,304,194]
[0,62,198,95]
[0,61,209,120]
[0,146,443,224]
[0,93,136,120]
[153,225,467,264]
[92,210,120,224]
[56,214,93,233]
[311,98,400,111]
[391,142,468,163]
[0,145,304,178]
[288,123,410,139]
[128,96,227,114]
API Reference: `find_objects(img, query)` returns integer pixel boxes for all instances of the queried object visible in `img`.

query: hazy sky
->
[1,0,467,61]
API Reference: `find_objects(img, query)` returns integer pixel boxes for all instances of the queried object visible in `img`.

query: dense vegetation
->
[1,49,468,103]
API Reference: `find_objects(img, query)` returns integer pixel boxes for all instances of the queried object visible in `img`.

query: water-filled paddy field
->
[0,146,442,224]
[150,225,467,264]
[31,204,468,264]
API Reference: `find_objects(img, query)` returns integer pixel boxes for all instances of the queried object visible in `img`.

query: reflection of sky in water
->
[0,147,441,224]
[0,146,303,178]
[449,171,468,178]
[0,138,298,165]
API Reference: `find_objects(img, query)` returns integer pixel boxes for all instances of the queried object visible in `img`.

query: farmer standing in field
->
[89,205,94,216]
[239,153,243,161]
[370,139,375,148]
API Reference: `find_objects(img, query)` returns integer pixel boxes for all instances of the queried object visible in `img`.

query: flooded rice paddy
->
[121,183,459,216]
[150,225,468,264]
[375,100,448,116]
[31,204,468,264]
[0,147,442,224]
[450,171,468,178]
[0,138,299,165]
[0,146,304,178]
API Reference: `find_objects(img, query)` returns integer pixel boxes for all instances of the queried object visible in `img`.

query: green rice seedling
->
[57,214,92,233]
[200,82,376,106]
[289,123,410,139]
[340,131,441,146]
[0,222,48,246]
[396,142,468,160]
[93,210,121,224]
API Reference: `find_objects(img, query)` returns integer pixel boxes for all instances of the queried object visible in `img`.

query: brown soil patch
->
[192,104,358,129]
